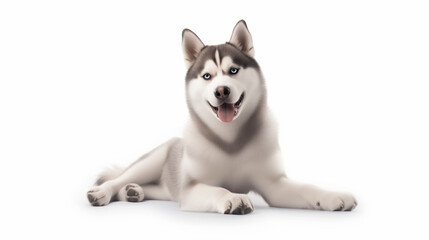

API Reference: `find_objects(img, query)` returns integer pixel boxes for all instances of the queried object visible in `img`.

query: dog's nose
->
[214,86,231,100]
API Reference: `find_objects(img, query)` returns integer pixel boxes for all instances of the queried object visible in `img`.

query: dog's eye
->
[202,73,211,80]
[230,67,239,74]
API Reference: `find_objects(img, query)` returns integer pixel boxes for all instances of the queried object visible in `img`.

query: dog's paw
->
[316,192,357,211]
[217,193,254,215]
[118,183,145,202]
[87,186,113,206]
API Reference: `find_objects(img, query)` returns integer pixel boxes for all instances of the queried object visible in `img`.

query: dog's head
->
[183,20,265,124]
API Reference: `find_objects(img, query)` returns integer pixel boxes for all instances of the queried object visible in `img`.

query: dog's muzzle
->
[208,92,244,122]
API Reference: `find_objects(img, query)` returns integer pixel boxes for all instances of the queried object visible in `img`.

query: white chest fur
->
[181,115,283,192]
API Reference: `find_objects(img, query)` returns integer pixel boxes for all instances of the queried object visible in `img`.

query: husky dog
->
[87,20,357,214]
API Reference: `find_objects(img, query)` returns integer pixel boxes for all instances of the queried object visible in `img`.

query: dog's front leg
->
[179,183,254,214]
[255,176,357,211]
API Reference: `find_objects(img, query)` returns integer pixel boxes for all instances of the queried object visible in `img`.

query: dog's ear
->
[229,20,254,57]
[182,29,205,69]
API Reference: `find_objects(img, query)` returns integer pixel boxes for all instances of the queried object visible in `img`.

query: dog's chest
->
[184,138,272,189]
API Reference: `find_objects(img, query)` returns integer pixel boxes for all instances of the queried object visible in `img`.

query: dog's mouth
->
[208,93,245,122]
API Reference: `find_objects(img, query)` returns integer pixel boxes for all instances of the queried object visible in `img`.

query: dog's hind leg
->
[116,183,171,202]
[87,138,180,206]
[254,176,357,211]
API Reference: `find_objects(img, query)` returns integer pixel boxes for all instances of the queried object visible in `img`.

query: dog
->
[87,20,357,214]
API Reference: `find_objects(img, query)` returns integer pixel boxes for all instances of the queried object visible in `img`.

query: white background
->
[1,0,428,239]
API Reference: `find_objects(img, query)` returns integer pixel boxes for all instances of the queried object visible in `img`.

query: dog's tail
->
[94,166,123,186]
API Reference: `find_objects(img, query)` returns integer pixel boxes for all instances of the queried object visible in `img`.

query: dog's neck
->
[187,96,267,154]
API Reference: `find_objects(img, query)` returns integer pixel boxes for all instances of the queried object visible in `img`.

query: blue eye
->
[203,73,211,80]
[230,67,239,74]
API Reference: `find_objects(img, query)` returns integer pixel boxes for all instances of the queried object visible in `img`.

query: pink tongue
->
[218,103,235,122]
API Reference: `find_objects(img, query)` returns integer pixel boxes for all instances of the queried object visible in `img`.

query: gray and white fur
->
[87,20,357,214]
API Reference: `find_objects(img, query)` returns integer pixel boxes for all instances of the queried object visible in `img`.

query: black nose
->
[214,86,230,100]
